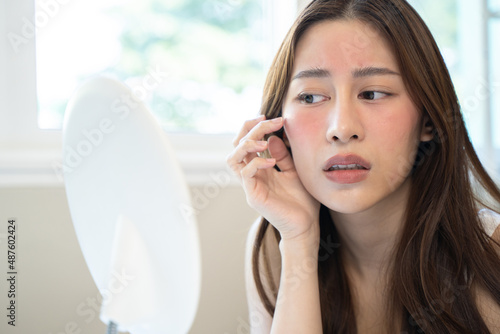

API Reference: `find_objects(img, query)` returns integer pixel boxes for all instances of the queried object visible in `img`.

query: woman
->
[226,0,500,332]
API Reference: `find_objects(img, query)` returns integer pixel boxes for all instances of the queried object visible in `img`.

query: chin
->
[321,199,373,216]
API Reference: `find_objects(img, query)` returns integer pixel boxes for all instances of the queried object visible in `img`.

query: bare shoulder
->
[245,218,281,333]
[479,209,500,238]
[474,222,500,333]
[491,222,500,256]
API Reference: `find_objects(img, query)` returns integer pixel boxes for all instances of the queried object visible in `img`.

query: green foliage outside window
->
[37,0,265,133]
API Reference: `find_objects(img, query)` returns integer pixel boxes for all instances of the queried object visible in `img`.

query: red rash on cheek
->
[284,108,326,143]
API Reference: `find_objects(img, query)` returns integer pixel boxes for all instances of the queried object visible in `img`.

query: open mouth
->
[323,154,371,171]
[322,155,371,184]
[327,164,368,171]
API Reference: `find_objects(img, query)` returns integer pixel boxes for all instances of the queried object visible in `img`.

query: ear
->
[420,114,434,142]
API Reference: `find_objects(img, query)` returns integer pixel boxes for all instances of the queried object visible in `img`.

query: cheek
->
[283,107,326,147]
[282,108,326,178]
[375,109,421,181]
[373,102,421,150]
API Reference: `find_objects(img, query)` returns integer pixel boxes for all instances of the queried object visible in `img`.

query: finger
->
[240,139,268,163]
[226,140,269,173]
[238,117,284,146]
[232,115,265,147]
[240,157,276,179]
[268,136,295,172]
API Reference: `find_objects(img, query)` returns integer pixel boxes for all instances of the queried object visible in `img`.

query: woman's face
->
[282,19,432,215]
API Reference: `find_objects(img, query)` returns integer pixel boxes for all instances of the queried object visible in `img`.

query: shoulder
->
[478,208,500,238]
[478,208,500,268]
[244,218,278,333]
[246,217,262,256]
[474,282,500,332]
[245,218,281,279]
[475,209,500,332]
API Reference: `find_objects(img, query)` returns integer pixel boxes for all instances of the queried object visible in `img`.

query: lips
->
[323,154,371,184]
[323,154,371,171]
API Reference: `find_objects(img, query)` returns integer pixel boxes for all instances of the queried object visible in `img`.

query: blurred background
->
[0,0,499,333]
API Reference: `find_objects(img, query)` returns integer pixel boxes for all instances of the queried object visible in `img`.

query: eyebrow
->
[352,66,400,78]
[292,68,330,80]
[292,66,400,80]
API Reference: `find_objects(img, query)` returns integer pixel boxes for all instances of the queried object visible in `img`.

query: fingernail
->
[272,117,282,123]
[257,141,267,147]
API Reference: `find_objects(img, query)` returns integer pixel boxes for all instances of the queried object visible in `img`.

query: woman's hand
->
[227,116,321,242]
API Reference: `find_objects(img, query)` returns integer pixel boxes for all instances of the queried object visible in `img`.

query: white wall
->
[0,185,259,334]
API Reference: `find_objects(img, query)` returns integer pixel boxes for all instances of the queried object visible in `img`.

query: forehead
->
[293,19,397,73]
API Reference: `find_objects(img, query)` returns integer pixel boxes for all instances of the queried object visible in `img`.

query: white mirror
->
[62,77,201,334]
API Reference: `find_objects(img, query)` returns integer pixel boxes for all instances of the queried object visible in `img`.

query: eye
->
[297,93,330,104]
[358,91,391,100]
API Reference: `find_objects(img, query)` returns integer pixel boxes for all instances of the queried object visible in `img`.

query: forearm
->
[271,235,322,334]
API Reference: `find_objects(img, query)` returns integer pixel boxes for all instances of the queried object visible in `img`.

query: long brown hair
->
[252,0,500,332]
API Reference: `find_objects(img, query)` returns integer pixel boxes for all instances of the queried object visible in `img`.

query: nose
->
[326,98,364,143]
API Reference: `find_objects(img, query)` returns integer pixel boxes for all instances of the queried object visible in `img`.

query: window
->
[491,0,500,12]
[0,0,299,186]
[1,0,498,186]
[35,0,267,134]
[490,1,500,176]
[411,0,500,178]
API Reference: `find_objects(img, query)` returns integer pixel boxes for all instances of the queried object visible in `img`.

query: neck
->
[330,178,411,281]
